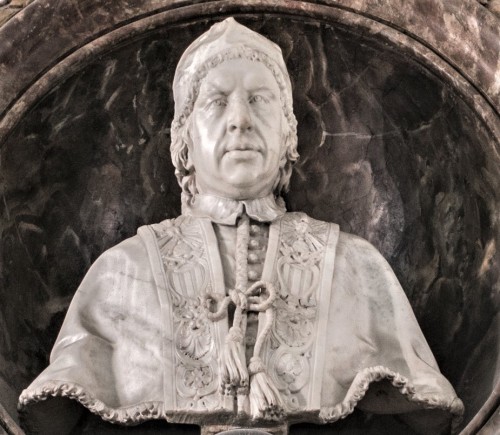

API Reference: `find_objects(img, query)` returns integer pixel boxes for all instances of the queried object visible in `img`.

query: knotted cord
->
[204,214,284,419]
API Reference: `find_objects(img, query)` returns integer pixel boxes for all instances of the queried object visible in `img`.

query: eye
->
[208,97,227,108]
[249,94,268,104]
[213,98,227,106]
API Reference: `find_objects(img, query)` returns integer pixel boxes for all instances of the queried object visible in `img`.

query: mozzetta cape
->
[19,212,464,432]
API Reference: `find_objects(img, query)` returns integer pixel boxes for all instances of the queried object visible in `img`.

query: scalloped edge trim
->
[18,382,166,425]
[318,365,464,433]
[18,366,465,430]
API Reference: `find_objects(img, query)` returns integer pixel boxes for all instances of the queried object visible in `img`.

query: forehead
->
[199,58,280,94]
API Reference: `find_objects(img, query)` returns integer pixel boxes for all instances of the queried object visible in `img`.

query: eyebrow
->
[201,81,230,96]
[201,81,277,96]
[248,85,276,93]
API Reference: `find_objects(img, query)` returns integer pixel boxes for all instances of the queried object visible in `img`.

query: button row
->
[248,239,260,250]
[250,224,261,236]
[248,269,260,281]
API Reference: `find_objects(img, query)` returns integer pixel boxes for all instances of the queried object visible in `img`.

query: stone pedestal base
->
[201,424,287,435]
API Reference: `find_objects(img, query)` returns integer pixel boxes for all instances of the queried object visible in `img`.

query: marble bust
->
[18,18,464,435]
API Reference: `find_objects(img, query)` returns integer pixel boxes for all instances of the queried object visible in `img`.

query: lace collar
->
[182,193,286,225]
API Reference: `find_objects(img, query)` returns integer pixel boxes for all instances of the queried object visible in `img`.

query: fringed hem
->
[18,381,165,425]
[318,365,464,432]
[18,367,465,430]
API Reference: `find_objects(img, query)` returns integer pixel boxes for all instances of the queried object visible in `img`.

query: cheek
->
[189,119,212,158]
[192,110,212,137]
[197,119,226,150]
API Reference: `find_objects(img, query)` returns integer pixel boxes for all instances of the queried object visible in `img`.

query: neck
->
[181,192,286,225]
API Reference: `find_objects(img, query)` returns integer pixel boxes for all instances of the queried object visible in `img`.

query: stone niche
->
[0,1,498,434]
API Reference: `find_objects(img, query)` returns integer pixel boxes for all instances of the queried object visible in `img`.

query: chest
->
[150,214,338,417]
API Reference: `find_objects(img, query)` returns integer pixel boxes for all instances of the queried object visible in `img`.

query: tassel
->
[205,214,285,419]
[218,215,252,398]
[220,325,249,396]
[248,356,284,420]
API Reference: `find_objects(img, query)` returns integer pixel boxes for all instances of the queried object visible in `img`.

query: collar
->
[183,193,286,225]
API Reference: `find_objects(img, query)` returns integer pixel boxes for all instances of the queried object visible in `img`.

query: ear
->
[186,148,194,169]
[279,114,289,168]
[279,134,288,168]
[183,119,195,168]
[279,154,287,169]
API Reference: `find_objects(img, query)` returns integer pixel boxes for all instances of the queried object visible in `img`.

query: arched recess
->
[0,1,498,434]
[0,0,499,140]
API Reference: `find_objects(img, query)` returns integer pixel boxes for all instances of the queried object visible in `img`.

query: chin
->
[220,180,272,200]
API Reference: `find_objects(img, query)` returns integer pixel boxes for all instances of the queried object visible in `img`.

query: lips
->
[224,149,260,161]
[224,140,263,155]
[225,143,260,153]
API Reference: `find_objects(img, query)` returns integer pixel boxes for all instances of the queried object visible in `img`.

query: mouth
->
[225,143,260,152]
[224,144,261,159]
[224,150,260,162]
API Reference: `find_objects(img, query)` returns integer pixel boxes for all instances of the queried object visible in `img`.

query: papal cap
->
[171,17,295,132]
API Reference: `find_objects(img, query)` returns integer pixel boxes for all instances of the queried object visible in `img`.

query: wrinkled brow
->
[200,79,231,96]
[247,85,278,97]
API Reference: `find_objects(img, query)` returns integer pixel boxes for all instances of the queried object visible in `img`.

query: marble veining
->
[0,15,498,435]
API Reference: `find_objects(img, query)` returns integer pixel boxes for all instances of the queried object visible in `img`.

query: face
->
[189,58,285,200]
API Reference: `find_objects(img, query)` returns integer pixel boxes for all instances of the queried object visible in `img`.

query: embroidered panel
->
[150,214,334,415]
[267,213,330,412]
[153,217,220,412]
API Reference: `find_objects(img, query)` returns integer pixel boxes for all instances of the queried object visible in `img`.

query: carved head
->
[171,18,299,206]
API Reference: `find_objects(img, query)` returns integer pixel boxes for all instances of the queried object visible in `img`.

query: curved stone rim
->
[0,1,498,434]
[0,0,499,146]
[0,0,498,110]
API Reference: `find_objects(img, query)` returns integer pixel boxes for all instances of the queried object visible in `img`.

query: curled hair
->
[170,46,299,209]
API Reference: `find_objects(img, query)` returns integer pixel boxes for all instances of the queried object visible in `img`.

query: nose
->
[227,99,253,133]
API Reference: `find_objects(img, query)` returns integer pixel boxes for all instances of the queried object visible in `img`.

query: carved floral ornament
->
[155,212,333,419]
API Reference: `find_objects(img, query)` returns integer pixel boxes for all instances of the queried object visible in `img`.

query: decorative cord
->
[204,214,283,420]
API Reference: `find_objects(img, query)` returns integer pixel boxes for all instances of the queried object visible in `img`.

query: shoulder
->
[96,233,146,263]
[76,219,180,295]
[138,215,200,239]
[333,230,404,300]
[90,216,183,270]
[78,234,150,289]
[281,211,339,232]
[281,212,395,279]
[336,230,388,264]
[336,230,394,274]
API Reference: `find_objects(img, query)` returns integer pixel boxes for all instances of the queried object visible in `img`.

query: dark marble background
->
[0,15,498,434]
